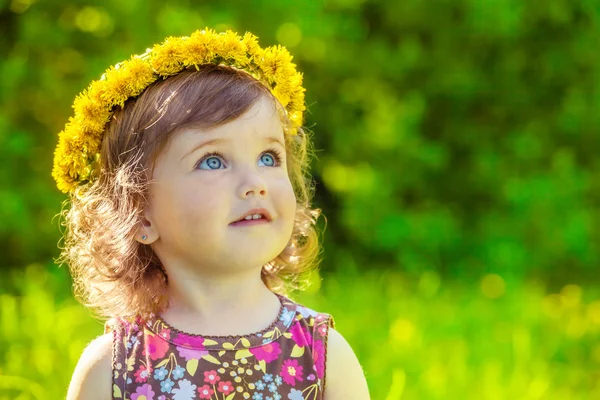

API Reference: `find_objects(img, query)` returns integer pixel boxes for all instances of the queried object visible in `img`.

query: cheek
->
[278,178,297,218]
[178,182,227,222]
[153,179,224,228]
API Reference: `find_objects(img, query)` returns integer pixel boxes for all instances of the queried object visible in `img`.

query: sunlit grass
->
[1,264,599,399]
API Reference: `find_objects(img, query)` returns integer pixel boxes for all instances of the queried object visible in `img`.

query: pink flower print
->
[158,328,171,340]
[203,370,221,384]
[173,332,205,348]
[281,359,304,386]
[173,333,209,361]
[290,321,312,348]
[315,314,327,323]
[143,332,169,361]
[249,341,282,363]
[217,381,234,395]
[312,339,325,379]
[197,384,214,399]
[134,365,153,383]
[131,383,155,400]
[317,324,327,337]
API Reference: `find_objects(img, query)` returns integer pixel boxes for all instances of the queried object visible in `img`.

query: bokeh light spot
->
[480,274,505,299]
[418,270,441,298]
[10,0,34,14]
[542,294,564,319]
[586,301,600,324]
[560,284,581,307]
[276,23,302,48]
[74,7,114,36]
[390,318,416,344]
[300,37,326,62]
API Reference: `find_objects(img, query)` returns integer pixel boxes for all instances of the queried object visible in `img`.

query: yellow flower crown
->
[52,29,306,194]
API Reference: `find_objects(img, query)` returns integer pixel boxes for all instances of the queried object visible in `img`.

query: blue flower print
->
[154,367,168,380]
[288,389,305,400]
[160,378,175,393]
[279,307,295,325]
[263,374,273,382]
[268,382,277,393]
[266,397,273,400]
[172,365,185,380]
[252,393,264,400]
[256,380,266,390]
[172,379,197,400]
[126,335,139,349]
[273,394,282,400]
[296,305,318,319]
[126,378,132,384]
[275,375,283,385]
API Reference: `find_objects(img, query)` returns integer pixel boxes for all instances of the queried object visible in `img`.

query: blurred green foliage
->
[1,0,600,398]
[1,0,599,283]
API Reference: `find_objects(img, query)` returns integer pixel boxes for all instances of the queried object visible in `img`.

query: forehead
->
[177,96,284,145]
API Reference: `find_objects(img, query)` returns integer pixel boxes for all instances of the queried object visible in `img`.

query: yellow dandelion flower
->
[217,30,246,61]
[181,30,214,66]
[54,134,88,185]
[260,45,293,79]
[52,134,72,193]
[289,110,303,128]
[100,65,135,108]
[287,73,305,101]
[72,92,111,136]
[86,80,105,102]
[150,36,186,76]
[242,32,264,62]
[272,84,291,108]
[120,56,157,97]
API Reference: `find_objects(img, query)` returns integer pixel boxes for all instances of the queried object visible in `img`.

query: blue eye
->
[198,154,225,170]
[259,153,275,167]
[196,148,283,170]
[259,149,283,167]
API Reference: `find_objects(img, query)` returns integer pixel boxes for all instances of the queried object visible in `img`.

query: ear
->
[135,210,159,245]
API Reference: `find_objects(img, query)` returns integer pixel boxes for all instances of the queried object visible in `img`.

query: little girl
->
[56,29,370,400]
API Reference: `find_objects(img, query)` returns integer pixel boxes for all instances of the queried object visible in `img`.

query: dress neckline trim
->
[143,293,298,350]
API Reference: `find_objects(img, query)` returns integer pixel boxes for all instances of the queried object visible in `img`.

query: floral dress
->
[105,294,335,400]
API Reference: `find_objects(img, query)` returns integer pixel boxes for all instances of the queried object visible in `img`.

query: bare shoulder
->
[66,332,113,400]
[323,327,371,400]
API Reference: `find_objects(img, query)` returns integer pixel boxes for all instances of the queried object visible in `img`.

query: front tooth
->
[244,215,253,220]
[252,214,261,220]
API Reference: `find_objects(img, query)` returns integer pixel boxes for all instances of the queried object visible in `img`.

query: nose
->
[238,171,268,198]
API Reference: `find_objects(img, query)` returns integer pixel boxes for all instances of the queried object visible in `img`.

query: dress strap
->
[104,317,131,399]
[310,312,335,399]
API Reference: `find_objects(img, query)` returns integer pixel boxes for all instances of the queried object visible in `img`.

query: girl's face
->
[143,96,297,275]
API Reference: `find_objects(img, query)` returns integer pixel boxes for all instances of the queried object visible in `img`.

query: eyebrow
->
[180,136,285,161]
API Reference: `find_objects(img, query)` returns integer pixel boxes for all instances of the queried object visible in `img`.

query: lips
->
[231,208,273,224]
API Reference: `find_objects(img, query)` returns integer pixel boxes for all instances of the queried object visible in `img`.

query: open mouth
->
[230,215,269,226]
[236,213,267,222]
[230,209,272,226]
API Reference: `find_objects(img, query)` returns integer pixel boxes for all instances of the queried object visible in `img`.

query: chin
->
[227,247,285,269]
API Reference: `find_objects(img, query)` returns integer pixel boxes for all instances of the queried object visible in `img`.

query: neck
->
[158,266,282,336]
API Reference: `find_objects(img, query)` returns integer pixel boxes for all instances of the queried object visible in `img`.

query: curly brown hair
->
[56,65,322,320]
